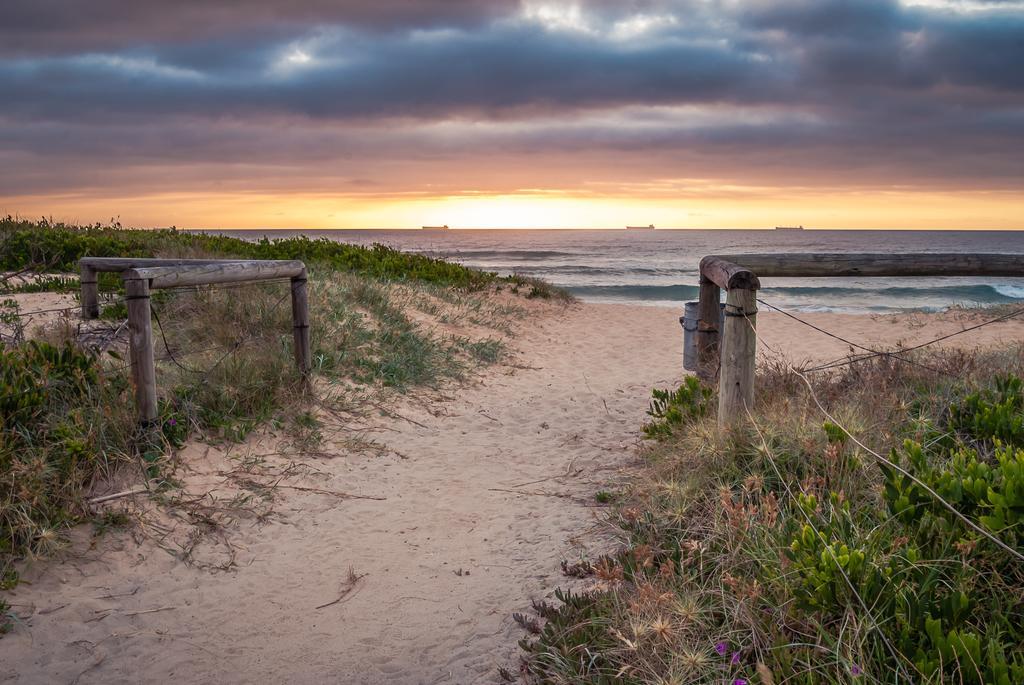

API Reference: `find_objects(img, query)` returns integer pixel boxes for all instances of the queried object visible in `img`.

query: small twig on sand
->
[0,266,32,285]
[85,611,113,623]
[508,456,582,489]
[88,488,149,505]
[487,487,579,500]
[397,596,444,603]
[123,606,176,617]
[316,568,367,610]
[94,587,141,600]
[506,362,541,371]
[371,402,430,429]
[271,484,386,500]
[38,603,69,615]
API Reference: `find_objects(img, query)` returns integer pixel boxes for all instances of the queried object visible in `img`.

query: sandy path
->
[4,303,1024,683]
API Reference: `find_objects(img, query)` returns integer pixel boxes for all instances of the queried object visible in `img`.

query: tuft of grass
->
[456,337,505,364]
[509,274,575,302]
[93,509,131,535]
[519,346,1024,684]
[0,598,12,635]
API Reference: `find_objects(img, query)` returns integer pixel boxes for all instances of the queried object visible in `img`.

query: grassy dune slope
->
[0,217,568,629]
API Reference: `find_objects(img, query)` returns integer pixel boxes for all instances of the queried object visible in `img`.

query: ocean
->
[210,229,1024,314]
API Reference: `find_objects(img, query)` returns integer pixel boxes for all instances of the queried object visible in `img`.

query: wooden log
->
[290,269,311,379]
[705,253,1024,279]
[80,263,99,319]
[123,261,306,289]
[718,288,757,429]
[695,277,721,382]
[125,277,158,425]
[80,257,254,272]
[699,256,761,291]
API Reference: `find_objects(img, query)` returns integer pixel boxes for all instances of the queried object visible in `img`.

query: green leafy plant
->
[643,376,713,437]
[952,375,1024,445]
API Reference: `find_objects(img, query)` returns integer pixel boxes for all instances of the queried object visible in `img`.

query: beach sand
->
[3,301,1024,683]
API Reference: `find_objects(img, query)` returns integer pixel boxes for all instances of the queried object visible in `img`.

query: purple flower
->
[733,680,748,685]
[715,641,728,656]
[168,418,176,426]
[731,651,741,665]
[851,665,863,677]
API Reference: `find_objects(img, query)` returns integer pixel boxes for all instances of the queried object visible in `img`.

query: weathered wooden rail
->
[80,257,310,425]
[695,253,1024,427]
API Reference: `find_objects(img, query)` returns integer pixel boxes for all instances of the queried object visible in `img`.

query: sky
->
[1,0,1023,229]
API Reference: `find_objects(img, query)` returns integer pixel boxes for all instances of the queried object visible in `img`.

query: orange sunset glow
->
[8,188,1024,230]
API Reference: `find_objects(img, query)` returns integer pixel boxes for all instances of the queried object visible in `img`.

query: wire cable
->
[149,286,292,377]
[757,297,1024,376]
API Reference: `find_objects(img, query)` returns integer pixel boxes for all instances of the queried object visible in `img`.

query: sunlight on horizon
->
[7,189,1024,230]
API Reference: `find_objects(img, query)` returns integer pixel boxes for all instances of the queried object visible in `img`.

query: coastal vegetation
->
[520,349,1024,683]
[0,216,567,622]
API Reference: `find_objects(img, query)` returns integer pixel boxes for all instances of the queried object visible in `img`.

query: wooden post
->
[125,277,158,425]
[718,288,757,428]
[80,264,99,319]
[290,269,311,379]
[695,276,721,382]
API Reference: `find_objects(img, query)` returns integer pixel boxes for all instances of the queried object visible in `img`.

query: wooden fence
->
[696,253,1024,427]
[80,257,310,425]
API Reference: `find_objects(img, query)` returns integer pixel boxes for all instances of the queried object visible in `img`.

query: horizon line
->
[184,226,1024,232]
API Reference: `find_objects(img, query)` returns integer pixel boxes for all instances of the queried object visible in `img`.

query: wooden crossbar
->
[696,252,1024,428]
[80,257,310,426]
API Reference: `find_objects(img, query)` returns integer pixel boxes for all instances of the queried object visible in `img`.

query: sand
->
[3,301,1024,683]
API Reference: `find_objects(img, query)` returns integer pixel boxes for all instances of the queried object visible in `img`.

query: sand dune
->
[3,302,1024,683]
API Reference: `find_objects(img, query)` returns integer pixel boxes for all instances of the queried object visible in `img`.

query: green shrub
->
[642,376,713,437]
[0,276,78,294]
[0,215,559,292]
[0,341,137,574]
[952,375,1024,445]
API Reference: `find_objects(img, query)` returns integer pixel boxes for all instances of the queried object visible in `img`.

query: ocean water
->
[211,229,1024,313]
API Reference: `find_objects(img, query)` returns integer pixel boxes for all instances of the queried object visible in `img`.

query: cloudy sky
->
[1,0,1022,228]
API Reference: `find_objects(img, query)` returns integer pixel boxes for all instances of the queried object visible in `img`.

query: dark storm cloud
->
[0,1,517,55]
[0,25,783,122]
[920,12,1024,90]
[1,0,1020,121]
[739,0,906,37]
[1,0,1022,198]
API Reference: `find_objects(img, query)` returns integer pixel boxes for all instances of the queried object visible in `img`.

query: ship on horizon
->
[625,224,655,230]
[421,225,450,231]
[775,225,805,230]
